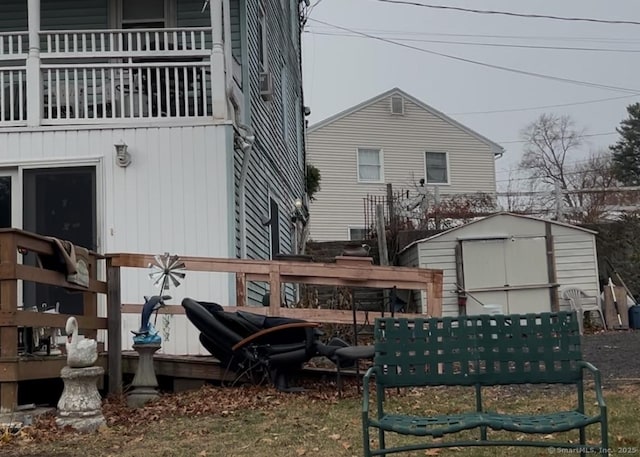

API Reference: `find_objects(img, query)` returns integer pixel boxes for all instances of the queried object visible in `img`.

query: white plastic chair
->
[561,287,607,334]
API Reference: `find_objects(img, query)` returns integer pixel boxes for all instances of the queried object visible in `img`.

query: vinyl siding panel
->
[234,0,304,304]
[551,225,600,310]
[177,0,211,27]
[417,240,459,317]
[230,0,242,59]
[0,1,28,32]
[307,95,498,241]
[0,0,108,32]
[0,124,233,355]
[41,0,108,30]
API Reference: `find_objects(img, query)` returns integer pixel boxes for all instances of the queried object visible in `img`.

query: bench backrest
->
[373,312,583,387]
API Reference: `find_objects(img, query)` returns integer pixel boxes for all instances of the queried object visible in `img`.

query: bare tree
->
[517,113,635,222]
[519,113,585,209]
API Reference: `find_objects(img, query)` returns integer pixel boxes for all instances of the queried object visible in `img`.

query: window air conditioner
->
[259,71,273,101]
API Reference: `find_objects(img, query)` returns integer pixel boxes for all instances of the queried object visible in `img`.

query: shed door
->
[462,236,550,315]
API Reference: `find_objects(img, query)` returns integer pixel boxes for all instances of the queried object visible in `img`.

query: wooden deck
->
[0,228,443,412]
[122,352,235,383]
[121,351,359,388]
[0,229,108,413]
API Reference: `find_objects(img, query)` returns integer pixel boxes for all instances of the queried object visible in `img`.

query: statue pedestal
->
[56,366,105,432]
[127,343,161,408]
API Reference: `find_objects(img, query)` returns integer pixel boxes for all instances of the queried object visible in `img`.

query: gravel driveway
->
[582,330,640,384]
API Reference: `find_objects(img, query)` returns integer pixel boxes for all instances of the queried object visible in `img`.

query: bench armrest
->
[577,361,607,409]
[362,366,377,416]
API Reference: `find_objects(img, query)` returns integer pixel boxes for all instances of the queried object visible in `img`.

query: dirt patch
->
[582,329,640,383]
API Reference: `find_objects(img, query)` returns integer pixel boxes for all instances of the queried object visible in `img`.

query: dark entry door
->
[23,167,96,315]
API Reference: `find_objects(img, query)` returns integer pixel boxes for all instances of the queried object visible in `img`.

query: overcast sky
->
[301,0,640,189]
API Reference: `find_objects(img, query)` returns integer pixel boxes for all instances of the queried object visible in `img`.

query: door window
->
[23,167,96,315]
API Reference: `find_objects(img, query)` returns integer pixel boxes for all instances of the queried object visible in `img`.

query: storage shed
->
[399,213,600,316]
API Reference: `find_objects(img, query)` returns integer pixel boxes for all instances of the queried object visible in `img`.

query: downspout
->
[237,124,255,258]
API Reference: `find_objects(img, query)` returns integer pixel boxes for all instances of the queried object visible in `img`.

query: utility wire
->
[306,30,640,53]
[498,131,617,145]
[307,26,640,43]
[308,18,640,94]
[372,0,640,26]
[449,95,638,116]
[496,156,613,175]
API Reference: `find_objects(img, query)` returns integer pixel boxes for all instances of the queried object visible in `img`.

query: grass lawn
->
[2,379,639,457]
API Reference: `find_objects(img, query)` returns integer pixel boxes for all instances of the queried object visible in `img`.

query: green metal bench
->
[362,312,608,456]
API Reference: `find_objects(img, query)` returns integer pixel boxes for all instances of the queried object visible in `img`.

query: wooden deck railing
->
[107,252,443,395]
[0,229,107,413]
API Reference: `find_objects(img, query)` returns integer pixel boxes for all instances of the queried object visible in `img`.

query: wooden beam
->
[121,304,430,325]
[11,311,107,329]
[545,222,560,313]
[0,354,108,382]
[269,264,281,317]
[0,264,107,294]
[245,274,432,291]
[108,253,441,280]
[235,273,246,307]
[107,260,122,395]
[0,233,18,413]
[121,352,236,382]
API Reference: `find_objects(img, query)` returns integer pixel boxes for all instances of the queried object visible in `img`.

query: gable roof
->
[399,212,597,254]
[307,87,505,155]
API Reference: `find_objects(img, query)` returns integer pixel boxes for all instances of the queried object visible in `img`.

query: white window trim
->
[347,225,368,241]
[356,147,384,184]
[424,151,451,186]
[258,1,268,71]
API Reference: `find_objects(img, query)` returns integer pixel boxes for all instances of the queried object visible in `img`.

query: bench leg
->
[601,416,609,457]
[362,422,372,457]
[378,428,386,455]
[580,426,586,457]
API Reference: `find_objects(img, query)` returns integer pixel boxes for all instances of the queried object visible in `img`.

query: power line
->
[496,156,609,175]
[308,18,640,94]
[305,30,640,53]
[498,131,617,145]
[449,95,638,116]
[308,25,640,44]
[372,0,640,26]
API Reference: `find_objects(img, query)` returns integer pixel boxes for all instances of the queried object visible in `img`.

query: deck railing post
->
[107,257,122,395]
[0,233,18,412]
[268,264,281,317]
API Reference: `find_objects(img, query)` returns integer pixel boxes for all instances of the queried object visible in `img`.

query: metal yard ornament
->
[131,253,186,344]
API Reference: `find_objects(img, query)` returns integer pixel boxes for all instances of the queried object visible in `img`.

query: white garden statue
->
[65,316,98,368]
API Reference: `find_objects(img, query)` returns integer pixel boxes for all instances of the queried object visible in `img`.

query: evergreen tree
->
[611,103,640,185]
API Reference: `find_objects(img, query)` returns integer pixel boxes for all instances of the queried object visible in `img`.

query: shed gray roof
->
[399,212,597,254]
[307,87,505,156]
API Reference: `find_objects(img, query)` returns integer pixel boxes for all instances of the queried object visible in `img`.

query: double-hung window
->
[357,148,382,182]
[425,151,449,185]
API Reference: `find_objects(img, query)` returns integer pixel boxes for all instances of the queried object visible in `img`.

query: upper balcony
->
[0,0,241,129]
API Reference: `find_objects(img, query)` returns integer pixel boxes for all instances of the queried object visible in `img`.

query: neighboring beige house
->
[306,88,505,241]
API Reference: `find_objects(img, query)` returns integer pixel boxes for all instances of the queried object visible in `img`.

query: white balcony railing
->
[0,32,28,60]
[40,27,211,56]
[0,67,27,125]
[1,28,219,126]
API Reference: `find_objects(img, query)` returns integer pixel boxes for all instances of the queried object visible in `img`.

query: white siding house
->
[0,0,306,355]
[306,88,504,242]
[399,213,600,317]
